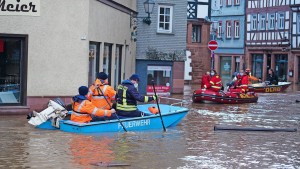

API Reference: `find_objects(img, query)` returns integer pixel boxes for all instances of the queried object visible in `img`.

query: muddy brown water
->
[0,84,299,169]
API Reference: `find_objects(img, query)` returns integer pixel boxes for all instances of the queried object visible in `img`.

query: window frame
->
[226,20,232,38]
[234,20,240,38]
[157,5,173,34]
[298,14,300,34]
[220,0,223,6]
[269,13,275,30]
[192,25,201,43]
[251,14,257,30]
[234,0,240,5]
[260,14,266,30]
[217,21,222,38]
[278,13,285,30]
[227,0,232,6]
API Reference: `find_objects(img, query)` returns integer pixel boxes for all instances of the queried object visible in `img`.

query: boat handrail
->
[159,96,188,107]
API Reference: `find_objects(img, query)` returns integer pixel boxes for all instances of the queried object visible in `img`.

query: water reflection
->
[69,135,115,167]
[0,84,299,168]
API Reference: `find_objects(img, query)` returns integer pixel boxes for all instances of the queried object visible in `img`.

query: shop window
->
[103,43,112,83]
[251,54,263,79]
[114,45,123,89]
[88,43,100,85]
[0,36,27,105]
[275,54,288,81]
[234,57,240,73]
[220,56,232,85]
[146,65,171,96]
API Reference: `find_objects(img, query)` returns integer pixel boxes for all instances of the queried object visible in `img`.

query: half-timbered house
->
[245,0,300,83]
[291,2,300,83]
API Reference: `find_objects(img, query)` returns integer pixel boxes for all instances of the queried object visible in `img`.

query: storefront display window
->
[146,65,171,96]
[275,54,288,81]
[103,43,112,83]
[252,54,263,79]
[220,56,231,85]
[114,45,122,89]
[0,36,26,105]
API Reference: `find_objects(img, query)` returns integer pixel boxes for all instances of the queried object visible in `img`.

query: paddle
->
[151,80,166,132]
[97,87,127,132]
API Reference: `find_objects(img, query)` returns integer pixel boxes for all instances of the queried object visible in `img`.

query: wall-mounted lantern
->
[142,0,155,25]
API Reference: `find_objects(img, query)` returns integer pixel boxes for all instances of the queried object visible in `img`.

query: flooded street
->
[1,85,300,169]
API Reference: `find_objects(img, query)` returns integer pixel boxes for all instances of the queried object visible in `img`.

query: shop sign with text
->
[0,0,40,16]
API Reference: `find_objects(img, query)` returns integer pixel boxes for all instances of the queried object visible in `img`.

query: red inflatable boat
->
[192,89,258,104]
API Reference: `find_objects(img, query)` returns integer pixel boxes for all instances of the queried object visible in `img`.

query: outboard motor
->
[28,98,68,128]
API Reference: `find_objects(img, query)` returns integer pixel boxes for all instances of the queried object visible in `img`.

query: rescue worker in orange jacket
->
[87,72,116,110]
[201,71,211,89]
[208,70,223,92]
[71,86,116,123]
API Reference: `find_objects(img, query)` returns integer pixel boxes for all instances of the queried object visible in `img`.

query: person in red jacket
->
[239,69,250,93]
[71,86,116,123]
[201,71,211,89]
[208,69,223,92]
[229,69,250,93]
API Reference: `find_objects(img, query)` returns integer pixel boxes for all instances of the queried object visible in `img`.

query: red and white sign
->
[208,40,218,51]
[146,85,170,96]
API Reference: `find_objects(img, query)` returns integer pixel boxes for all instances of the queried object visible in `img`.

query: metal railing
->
[158,96,189,107]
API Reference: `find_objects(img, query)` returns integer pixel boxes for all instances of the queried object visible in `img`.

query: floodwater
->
[1,84,300,169]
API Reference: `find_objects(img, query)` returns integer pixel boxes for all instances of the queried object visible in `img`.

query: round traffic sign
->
[208,40,218,51]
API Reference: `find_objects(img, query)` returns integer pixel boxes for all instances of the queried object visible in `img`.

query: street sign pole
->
[211,51,214,70]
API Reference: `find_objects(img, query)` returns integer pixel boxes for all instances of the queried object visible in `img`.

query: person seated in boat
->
[201,71,211,89]
[226,72,239,90]
[87,72,116,110]
[71,86,116,123]
[229,69,249,93]
[116,74,157,117]
[266,68,278,85]
[207,69,223,92]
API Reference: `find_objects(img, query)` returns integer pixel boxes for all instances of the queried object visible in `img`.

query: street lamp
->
[143,0,155,25]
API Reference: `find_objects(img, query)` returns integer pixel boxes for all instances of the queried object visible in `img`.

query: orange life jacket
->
[87,79,116,110]
[71,99,113,123]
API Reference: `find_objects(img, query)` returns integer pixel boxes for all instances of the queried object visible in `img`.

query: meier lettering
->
[0,0,37,13]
